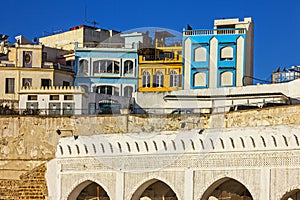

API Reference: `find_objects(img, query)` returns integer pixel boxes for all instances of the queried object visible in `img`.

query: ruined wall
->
[0,104,300,199]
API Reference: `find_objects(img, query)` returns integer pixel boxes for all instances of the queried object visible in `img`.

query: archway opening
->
[131,179,178,200]
[68,181,110,200]
[281,189,300,200]
[201,178,253,200]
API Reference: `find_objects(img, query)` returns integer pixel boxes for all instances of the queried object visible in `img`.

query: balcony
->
[138,55,182,64]
[183,28,246,36]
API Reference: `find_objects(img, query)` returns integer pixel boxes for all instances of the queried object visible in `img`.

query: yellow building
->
[0,36,74,108]
[138,30,182,92]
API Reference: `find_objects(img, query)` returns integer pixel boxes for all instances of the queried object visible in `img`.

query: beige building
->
[39,25,120,50]
[0,36,74,108]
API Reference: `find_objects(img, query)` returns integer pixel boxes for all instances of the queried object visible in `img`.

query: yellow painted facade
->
[0,43,74,107]
[138,50,182,92]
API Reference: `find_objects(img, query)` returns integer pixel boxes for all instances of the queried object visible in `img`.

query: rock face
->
[0,104,299,199]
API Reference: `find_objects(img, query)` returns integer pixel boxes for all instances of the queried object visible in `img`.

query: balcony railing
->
[138,55,182,63]
[183,28,246,36]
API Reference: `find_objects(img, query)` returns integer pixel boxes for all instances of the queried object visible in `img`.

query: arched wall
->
[198,175,256,200]
[125,173,184,200]
[61,174,115,200]
[49,125,300,200]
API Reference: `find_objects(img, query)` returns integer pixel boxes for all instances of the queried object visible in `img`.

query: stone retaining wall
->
[0,104,299,199]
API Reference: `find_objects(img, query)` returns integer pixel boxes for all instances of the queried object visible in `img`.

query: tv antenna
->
[84,0,98,28]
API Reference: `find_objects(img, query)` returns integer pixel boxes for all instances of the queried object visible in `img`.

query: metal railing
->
[183,28,246,36]
[0,100,292,116]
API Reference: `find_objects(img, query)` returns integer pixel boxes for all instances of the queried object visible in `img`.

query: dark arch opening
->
[201,177,253,200]
[68,181,110,200]
[131,179,178,200]
[281,189,300,200]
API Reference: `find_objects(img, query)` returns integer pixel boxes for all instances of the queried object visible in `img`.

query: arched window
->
[220,46,234,61]
[142,71,150,88]
[95,85,119,96]
[220,71,233,86]
[153,71,164,87]
[93,60,120,75]
[194,46,207,62]
[124,60,134,75]
[124,86,133,97]
[78,59,88,74]
[170,70,180,87]
[193,72,207,87]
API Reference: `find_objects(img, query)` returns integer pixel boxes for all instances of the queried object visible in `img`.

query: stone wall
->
[0,179,19,200]
[0,163,47,200]
[0,104,300,199]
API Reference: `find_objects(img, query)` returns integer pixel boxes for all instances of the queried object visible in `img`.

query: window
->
[50,95,59,100]
[78,59,89,74]
[27,95,37,101]
[93,60,120,75]
[42,52,47,62]
[124,60,134,75]
[220,46,234,61]
[153,71,164,87]
[63,103,75,115]
[170,70,180,87]
[64,95,73,100]
[142,71,150,88]
[22,78,32,87]
[63,81,70,86]
[96,85,119,96]
[5,78,15,93]
[124,86,133,97]
[194,46,207,62]
[220,71,233,86]
[23,51,32,68]
[193,72,207,87]
[41,79,51,87]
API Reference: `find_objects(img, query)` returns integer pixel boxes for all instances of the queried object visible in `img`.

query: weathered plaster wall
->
[0,104,300,199]
[0,105,300,179]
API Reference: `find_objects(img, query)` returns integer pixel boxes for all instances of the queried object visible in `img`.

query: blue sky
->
[3,0,300,81]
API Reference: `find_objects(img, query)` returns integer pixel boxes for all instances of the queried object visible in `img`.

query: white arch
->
[128,176,182,200]
[65,178,112,200]
[198,175,256,200]
[276,185,300,200]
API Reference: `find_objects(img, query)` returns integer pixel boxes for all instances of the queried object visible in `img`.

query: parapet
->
[56,124,300,158]
[19,86,85,94]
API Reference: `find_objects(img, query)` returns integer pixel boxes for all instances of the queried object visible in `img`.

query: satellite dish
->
[33,37,38,44]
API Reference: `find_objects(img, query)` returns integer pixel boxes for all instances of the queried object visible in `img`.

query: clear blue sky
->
[3,0,300,81]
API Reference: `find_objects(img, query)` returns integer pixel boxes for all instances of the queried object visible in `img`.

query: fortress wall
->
[0,105,299,199]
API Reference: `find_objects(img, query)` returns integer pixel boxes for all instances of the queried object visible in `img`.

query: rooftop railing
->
[183,28,246,36]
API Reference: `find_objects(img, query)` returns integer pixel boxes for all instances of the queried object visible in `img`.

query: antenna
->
[83,0,98,28]
[84,0,87,23]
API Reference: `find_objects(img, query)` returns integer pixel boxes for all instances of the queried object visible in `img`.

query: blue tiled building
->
[182,18,254,89]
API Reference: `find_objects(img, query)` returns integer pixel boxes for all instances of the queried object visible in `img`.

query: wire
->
[243,75,271,85]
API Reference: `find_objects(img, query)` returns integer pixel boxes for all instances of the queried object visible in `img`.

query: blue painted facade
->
[74,48,138,98]
[182,29,247,89]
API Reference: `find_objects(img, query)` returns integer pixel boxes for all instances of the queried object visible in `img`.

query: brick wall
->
[0,163,47,200]
[0,179,19,200]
